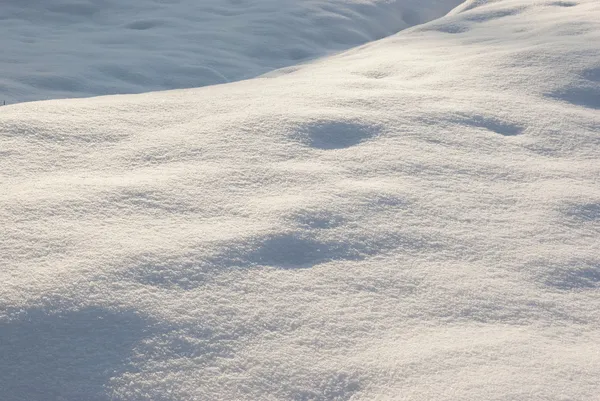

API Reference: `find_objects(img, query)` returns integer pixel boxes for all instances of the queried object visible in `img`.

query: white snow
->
[1,0,600,400]
[0,0,462,103]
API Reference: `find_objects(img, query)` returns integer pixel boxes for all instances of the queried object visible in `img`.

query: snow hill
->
[0,0,462,103]
[1,0,600,400]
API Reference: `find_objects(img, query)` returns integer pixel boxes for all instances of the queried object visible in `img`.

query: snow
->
[1,0,600,400]
[0,0,462,104]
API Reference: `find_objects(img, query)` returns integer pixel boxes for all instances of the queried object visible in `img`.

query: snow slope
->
[0,0,462,104]
[1,0,600,400]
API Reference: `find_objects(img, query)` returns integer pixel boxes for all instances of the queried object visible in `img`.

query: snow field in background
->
[0,0,462,103]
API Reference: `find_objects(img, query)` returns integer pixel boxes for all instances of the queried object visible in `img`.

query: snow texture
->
[1,0,600,400]
[0,0,462,103]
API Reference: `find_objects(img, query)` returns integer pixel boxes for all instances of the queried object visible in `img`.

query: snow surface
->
[0,0,462,104]
[1,0,600,400]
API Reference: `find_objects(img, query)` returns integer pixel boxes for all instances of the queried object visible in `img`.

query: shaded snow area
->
[0,0,463,103]
[2,0,600,400]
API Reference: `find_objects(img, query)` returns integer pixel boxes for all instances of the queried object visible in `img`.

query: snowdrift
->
[1,0,600,400]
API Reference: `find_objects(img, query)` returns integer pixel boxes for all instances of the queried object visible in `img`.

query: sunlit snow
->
[1,0,599,400]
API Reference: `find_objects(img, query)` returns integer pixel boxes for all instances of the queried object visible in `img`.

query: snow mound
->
[1,0,600,400]
[0,0,462,103]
